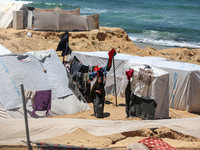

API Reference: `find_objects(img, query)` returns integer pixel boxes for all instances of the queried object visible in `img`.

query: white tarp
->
[71,51,140,96]
[125,57,200,113]
[153,60,200,113]
[0,1,24,28]
[0,44,11,55]
[0,50,74,110]
[120,64,169,119]
[0,117,200,144]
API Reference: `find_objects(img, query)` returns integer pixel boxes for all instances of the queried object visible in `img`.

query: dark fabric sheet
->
[125,82,157,120]
[56,31,72,56]
[66,70,87,103]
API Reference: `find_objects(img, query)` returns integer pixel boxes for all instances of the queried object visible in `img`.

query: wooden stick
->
[113,58,118,107]
[20,84,32,150]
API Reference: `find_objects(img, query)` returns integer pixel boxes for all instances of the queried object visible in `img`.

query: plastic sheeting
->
[126,57,200,113]
[0,116,199,144]
[0,44,11,55]
[0,2,24,28]
[27,10,99,31]
[120,64,169,119]
[0,50,73,110]
[71,51,140,96]
[2,95,90,119]
[33,6,80,15]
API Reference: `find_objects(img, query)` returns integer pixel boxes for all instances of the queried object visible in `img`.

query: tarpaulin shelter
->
[71,51,200,113]
[26,6,99,31]
[120,64,169,119]
[0,49,90,119]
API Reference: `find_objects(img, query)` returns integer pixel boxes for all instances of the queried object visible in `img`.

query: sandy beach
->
[0,27,200,149]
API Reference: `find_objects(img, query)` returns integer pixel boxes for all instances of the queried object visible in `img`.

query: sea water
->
[4,0,200,49]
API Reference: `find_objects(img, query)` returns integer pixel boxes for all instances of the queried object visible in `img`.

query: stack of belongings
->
[120,64,170,120]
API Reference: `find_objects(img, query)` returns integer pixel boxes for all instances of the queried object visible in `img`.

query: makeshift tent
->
[26,6,99,31]
[0,1,24,28]
[120,64,169,119]
[71,52,200,113]
[0,50,90,119]
[124,57,200,113]
[0,44,11,55]
[71,51,140,96]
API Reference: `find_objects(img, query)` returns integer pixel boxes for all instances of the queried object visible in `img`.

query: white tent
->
[120,63,169,119]
[124,57,200,113]
[71,51,200,113]
[0,44,11,55]
[0,50,90,119]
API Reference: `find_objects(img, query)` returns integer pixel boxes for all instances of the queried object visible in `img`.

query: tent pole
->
[113,58,117,107]
[63,55,65,64]
[20,84,32,150]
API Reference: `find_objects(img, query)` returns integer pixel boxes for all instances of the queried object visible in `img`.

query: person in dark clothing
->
[89,77,105,118]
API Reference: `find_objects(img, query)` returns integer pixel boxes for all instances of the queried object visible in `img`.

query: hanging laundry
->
[79,65,89,73]
[106,49,116,71]
[70,59,83,80]
[83,73,89,84]
[24,90,36,105]
[56,31,72,56]
[126,69,134,80]
[93,65,98,72]
[31,90,51,117]
[97,67,104,78]
[89,71,97,79]
[138,68,153,85]
[88,65,96,72]
[75,72,85,93]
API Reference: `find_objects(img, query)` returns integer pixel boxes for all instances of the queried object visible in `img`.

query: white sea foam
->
[80,7,107,14]
[45,3,63,6]
[129,35,200,49]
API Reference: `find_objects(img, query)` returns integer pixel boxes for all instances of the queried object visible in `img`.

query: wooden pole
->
[113,58,117,107]
[63,55,65,64]
[20,84,32,150]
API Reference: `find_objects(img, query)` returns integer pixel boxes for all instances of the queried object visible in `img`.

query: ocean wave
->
[143,30,178,39]
[129,36,200,49]
[80,7,107,14]
[45,2,64,6]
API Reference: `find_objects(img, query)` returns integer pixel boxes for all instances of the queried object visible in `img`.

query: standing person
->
[89,76,105,118]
